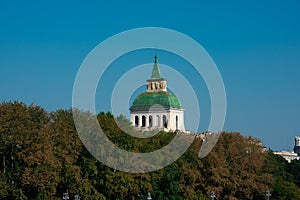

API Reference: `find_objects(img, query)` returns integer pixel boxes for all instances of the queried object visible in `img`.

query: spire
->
[150,55,163,80]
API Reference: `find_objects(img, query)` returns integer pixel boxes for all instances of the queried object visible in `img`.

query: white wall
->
[130,108,185,132]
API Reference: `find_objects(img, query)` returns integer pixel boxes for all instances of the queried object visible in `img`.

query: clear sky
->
[1,0,300,151]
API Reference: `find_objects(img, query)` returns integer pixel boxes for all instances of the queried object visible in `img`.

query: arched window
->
[135,115,139,127]
[142,115,146,127]
[163,115,167,128]
[156,115,160,127]
[176,115,178,130]
[149,115,153,127]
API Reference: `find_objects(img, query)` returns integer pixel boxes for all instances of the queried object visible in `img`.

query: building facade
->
[129,56,185,132]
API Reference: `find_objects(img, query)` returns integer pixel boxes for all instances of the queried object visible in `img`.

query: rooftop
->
[130,91,182,109]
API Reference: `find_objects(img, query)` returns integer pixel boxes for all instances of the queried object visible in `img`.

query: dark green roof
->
[130,91,182,109]
[149,56,164,80]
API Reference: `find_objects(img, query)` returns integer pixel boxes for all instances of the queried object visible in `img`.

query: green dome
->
[130,91,182,109]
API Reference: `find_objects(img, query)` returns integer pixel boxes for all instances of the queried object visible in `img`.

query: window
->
[142,115,146,127]
[135,115,139,127]
[163,115,167,128]
[149,115,153,127]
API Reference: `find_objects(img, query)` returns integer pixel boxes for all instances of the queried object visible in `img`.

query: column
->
[146,114,149,127]
[139,115,142,127]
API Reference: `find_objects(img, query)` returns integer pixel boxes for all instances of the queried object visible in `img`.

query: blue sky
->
[1,0,300,151]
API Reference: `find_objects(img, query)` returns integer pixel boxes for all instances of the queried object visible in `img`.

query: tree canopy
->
[0,101,299,199]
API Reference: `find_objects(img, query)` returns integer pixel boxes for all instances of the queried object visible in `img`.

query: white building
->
[274,136,300,163]
[129,56,185,132]
[273,151,300,163]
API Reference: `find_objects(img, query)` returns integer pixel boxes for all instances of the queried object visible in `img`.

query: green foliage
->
[272,179,300,200]
[264,151,300,199]
[287,159,300,186]
[264,151,289,179]
[0,101,300,199]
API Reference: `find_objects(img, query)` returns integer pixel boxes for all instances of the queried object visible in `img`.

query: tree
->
[287,159,300,186]
[272,179,300,200]
[1,101,299,199]
[201,132,273,199]
[0,102,62,199]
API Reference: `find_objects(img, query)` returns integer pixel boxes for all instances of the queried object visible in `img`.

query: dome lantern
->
[146,56,167,92]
